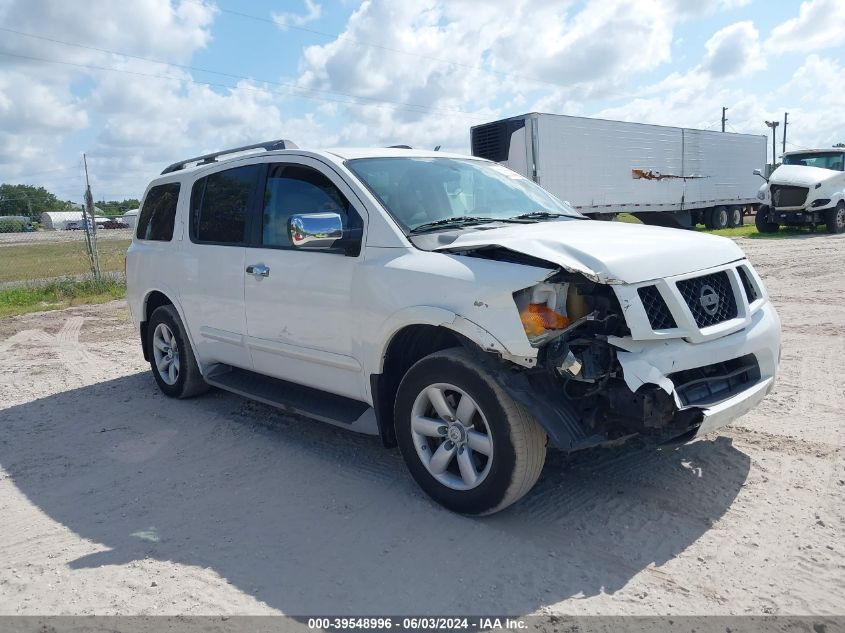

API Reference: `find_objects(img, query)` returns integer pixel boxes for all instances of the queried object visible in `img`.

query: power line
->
[181,0,564,90]
[0,28,489,120]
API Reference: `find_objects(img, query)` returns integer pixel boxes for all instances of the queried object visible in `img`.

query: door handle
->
[246,264,270,277]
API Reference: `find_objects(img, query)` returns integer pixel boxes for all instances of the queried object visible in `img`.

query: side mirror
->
[753,168,768,182]
[289,212,344,249]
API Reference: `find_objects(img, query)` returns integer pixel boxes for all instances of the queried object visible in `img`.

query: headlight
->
[756,190,765,200]
[515,283,568,344]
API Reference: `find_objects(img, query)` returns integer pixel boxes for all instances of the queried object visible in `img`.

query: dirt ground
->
[0,234,842,616]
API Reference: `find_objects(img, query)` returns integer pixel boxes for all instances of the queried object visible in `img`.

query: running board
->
[205,366,378,436]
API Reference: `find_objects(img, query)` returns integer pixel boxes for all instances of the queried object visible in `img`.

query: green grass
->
[0,278,126,318]
[0,239,130,284]
[616,212,813,239]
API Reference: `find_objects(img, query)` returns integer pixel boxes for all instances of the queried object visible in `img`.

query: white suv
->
[127,140,781,515]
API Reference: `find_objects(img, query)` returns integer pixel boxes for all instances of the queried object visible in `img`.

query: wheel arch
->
[369,312,511,447]
[140,289,191,362]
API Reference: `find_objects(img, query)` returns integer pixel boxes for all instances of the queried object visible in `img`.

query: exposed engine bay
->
[503,271,700,450]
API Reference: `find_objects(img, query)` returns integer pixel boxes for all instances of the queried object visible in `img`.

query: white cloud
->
[274,0,322,30]
[765,0,845,54]
[702,21,765,78]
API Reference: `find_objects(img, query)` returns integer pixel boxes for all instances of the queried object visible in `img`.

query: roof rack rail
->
[160,139,298,175]
[387,144,413,149]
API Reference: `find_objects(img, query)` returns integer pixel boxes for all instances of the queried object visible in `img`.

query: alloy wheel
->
[410,383,494,491]
[152,323,180,385]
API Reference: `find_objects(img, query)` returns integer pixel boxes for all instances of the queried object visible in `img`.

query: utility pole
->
[782,112,789,154]
[82,154,101,279]
[765,120,780,170]
[721,107,728,133]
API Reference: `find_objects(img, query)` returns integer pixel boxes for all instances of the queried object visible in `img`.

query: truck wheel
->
[394,348,547,516]
[754,205,780,234]
[147,305,209,399]
[702,208,715,229]
[825,202,845,234]
[710,206,730,230]
[728,206,743,228]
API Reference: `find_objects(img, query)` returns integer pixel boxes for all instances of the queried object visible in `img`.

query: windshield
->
[782,152,844,171]
[346,157,582,233]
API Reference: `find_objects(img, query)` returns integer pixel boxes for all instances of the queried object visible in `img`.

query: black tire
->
[711,206,730,230]
[755,205,780,234]
[394,348,547,516]
[147,305,209,398]
[825,202,845,234]
[728,206,743,228]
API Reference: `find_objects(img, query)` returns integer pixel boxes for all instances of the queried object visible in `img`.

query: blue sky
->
[0,0,843,202]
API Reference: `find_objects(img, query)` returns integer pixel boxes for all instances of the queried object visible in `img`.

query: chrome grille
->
[638,285,677,330]
[676,271,738,328]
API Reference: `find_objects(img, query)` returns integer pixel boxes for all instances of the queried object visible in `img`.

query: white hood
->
[437,220,745,284]
[769,164,839,187]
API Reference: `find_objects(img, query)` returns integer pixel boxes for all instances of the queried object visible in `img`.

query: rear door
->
[243,158,367,400]
[179,163,261,370]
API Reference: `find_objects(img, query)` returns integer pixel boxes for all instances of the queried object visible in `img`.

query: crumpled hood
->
[769,164,839,187]
[436,220,745,284]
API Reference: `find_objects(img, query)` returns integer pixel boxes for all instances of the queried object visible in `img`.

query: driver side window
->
[262,164,354,248]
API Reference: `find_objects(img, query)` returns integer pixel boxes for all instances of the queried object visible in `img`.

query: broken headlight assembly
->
[513,277,604,346]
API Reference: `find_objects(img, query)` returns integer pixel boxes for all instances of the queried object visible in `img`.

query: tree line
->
[0,183,138,218]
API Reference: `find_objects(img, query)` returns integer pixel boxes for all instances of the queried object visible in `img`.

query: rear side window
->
[191,165,260,244]
[136,183,180,241]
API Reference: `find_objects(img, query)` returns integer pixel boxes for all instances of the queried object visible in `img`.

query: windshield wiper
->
[410,216,523,234]
[511,211,573,220]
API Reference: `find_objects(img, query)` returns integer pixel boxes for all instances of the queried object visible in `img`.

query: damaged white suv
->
[127,140,781,515]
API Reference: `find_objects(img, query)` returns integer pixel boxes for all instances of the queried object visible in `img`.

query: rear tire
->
[394,348,547,515]
[147,305,209,398]
[703,208,716,229]
[825,202,845,234]
[728,206,743,228]
[711,206,730,230]
[755,205,780,234]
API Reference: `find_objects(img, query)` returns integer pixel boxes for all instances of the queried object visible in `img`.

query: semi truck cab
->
[755,149,845,234]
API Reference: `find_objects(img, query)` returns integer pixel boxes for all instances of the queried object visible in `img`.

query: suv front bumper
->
[613,300,781,439]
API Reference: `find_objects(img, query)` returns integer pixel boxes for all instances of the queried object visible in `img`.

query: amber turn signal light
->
[520,303,570,338]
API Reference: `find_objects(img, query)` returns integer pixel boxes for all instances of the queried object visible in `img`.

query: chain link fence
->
[0,220,131,289]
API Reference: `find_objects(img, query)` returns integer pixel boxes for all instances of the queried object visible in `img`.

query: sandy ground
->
[0,234,842,617]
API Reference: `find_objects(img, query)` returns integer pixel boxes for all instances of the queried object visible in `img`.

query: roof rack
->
[160,139,298,175]
[387,144,413,149]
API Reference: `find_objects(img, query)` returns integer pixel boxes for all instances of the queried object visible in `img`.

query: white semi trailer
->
[470,112,767,229]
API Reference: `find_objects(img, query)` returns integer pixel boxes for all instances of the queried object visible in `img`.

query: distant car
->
[65,221,82,230]
[101,220,129,229]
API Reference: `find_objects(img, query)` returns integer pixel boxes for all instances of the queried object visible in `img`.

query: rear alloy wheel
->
[147,305,209,398]
[825,202,845,234]
[728,205,744,228]
[395,348,547,515]
[754,205,780,234]
[710,206,730,230]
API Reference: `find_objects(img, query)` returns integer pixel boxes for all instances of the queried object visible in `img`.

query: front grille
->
[676,271,738,328]
[638,285,677,330]
[670,354,761,406]
[737,266,759,303]
[771,184,809,208]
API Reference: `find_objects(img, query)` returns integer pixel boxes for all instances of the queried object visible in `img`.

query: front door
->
[243,159,367,400]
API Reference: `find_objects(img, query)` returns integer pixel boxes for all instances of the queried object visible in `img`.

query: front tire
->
[147,305,208,398]
[755,205,780,234]
[395,348,547,515]
[825,202,845,234]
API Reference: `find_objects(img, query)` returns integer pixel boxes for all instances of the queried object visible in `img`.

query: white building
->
[40,205,105,230]
[121,208,139,230]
